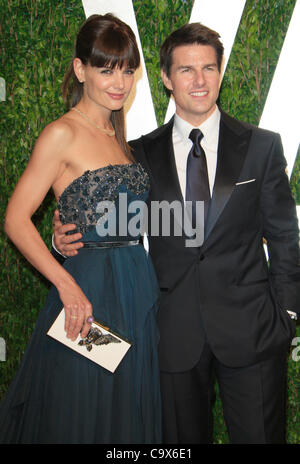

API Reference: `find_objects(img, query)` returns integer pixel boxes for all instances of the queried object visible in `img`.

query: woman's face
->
[74,58,135,114]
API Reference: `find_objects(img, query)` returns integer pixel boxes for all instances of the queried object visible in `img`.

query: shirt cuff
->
[286,310,298,320]
[52,234,67,259]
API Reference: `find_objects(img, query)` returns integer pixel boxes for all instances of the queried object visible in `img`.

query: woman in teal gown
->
[0,14,161,444]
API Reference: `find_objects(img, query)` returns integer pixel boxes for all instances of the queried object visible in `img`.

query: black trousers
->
[160,342,289,444]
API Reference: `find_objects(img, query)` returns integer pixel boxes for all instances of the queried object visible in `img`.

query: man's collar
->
[174,107,221,144]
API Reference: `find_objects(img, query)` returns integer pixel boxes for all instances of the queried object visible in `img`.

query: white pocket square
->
[235,179,256,185]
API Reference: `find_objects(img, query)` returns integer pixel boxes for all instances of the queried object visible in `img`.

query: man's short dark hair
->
[160,23,224,77]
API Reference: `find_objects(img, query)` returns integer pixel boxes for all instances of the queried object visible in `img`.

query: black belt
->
[83,240,140,249]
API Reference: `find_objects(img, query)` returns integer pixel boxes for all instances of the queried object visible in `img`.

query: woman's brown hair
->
[62,14,140,158]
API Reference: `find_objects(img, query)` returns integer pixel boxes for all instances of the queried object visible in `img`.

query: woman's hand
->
[57,278,93,341]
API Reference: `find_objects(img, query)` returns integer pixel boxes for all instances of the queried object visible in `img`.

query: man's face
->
[161,44,221,126]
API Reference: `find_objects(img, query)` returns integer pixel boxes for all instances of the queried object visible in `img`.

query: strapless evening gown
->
[0,163,162,444]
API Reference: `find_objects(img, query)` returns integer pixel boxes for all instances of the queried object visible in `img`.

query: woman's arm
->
[4,121,92,341]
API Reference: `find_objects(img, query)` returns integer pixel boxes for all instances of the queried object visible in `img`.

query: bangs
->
[89,29,140,70]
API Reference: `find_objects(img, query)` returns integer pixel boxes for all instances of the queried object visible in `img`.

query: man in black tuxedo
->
[53,23,300,444]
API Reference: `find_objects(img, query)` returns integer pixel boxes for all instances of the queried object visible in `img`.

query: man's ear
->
[73,58,85,83]
[161,69,173,92]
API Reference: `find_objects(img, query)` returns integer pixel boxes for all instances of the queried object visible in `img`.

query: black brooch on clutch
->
[78,327,121,351]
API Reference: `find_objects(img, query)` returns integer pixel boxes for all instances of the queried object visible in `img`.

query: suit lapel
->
[141,112,252,244]
[141,117,188,238]
[204,112,252,240]
[143,117,183,205]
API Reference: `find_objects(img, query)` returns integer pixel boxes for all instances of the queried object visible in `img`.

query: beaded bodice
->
[57,163,149,239]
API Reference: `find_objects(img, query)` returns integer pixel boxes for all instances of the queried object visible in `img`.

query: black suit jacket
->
[130,110,300,372]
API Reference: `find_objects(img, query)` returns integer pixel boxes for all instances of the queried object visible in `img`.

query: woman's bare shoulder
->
[29,112,80,168]
[37,113,76,148]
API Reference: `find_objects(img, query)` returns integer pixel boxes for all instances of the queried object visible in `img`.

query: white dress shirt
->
[172,106,221,199]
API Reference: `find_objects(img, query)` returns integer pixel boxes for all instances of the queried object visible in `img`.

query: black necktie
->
[186,129,210,229]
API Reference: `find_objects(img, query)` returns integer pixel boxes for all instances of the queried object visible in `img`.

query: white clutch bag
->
[47,309,131,373]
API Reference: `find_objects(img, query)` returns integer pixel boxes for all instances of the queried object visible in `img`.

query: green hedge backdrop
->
[0,0,299,444]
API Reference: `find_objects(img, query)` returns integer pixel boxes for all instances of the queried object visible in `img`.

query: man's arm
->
[260,133,300,318]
